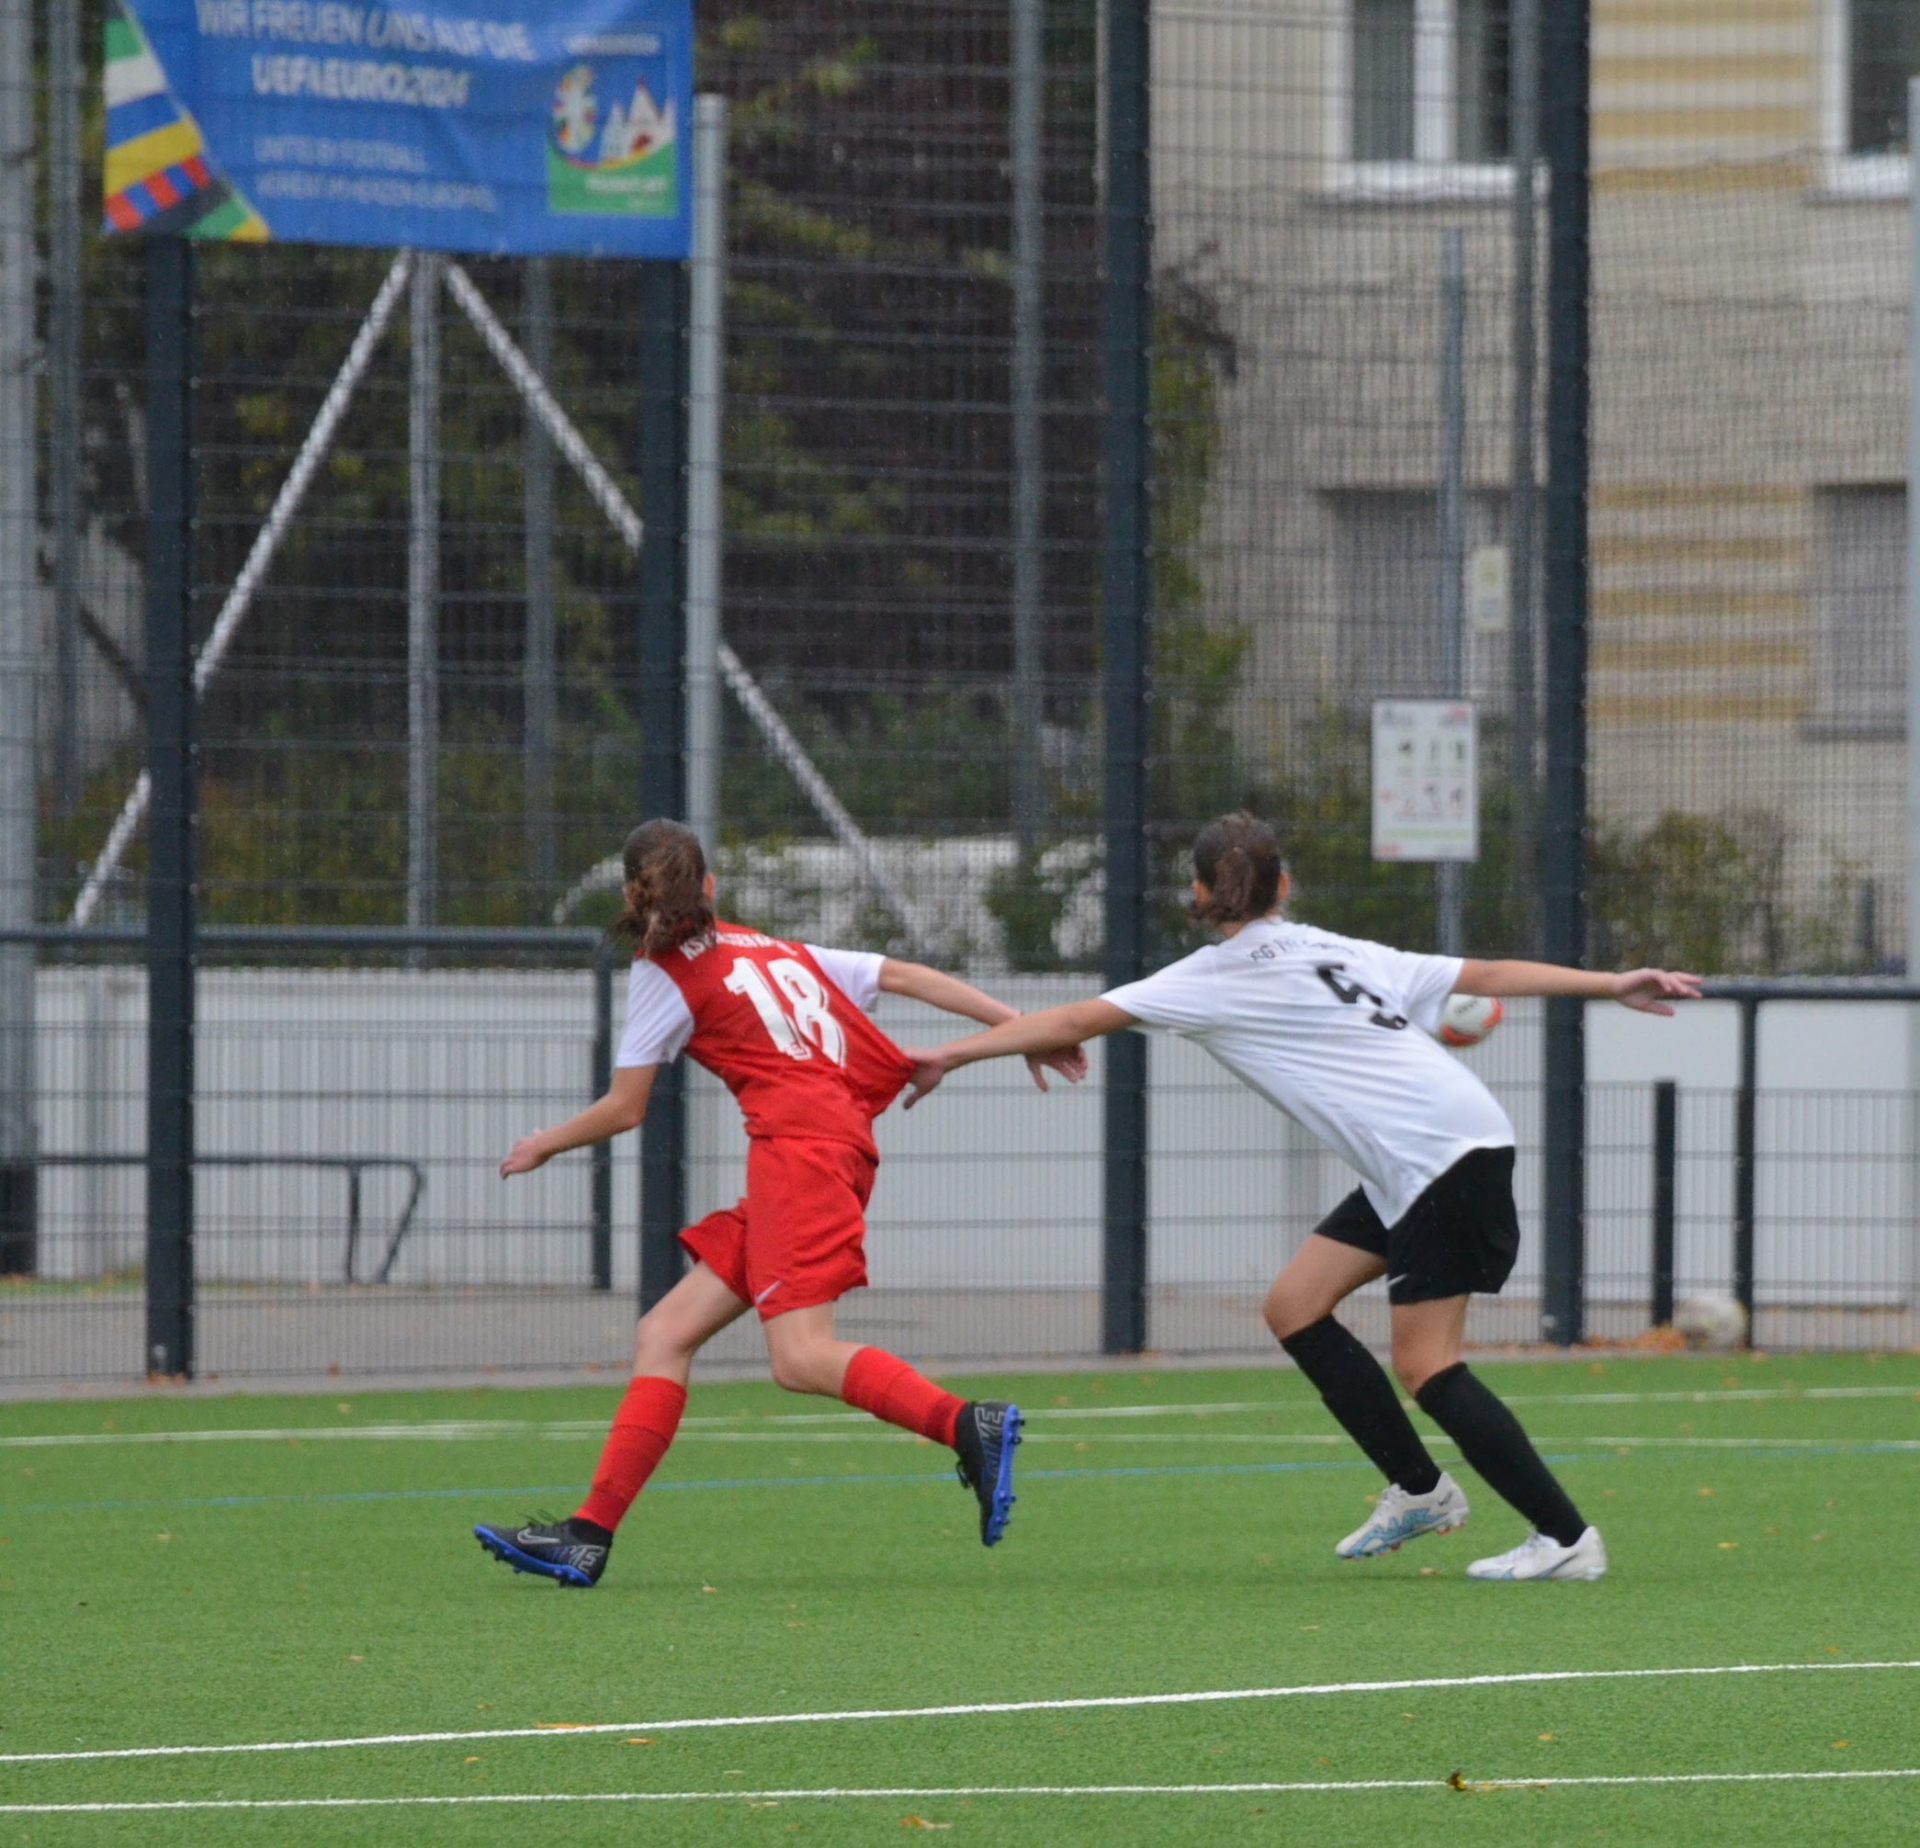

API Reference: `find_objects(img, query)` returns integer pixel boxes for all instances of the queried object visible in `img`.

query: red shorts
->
[678,1136,877,1320]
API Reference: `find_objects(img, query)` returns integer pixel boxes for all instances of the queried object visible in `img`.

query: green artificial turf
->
[2,1350,1917,1845]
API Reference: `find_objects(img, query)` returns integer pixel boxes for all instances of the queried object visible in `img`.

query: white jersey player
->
[912,812,1700,1582]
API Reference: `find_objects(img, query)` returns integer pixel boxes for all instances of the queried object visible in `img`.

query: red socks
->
[576,1354,958,1534]
[575,1376,687,1533]
[841,1346,964,1447]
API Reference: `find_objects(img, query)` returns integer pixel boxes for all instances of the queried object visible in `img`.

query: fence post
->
[1732,997,1758,1344]
[1907,81,1920,1343]
[0,0,36,1276]
[1009,0,1046,855]
[145,235,197,1380]
[1539,0,1591,1347]
[591,947,614,1291]
[1651,1079,1676,1327]
[407,253,441,936]
[1506,0,1541,905]
[1436,225,1467,956]
[685,94,727,859]
[48,0,82,825]
[523,256,558,904]
[638,257,689,1312]
[1101,0,1152,1356]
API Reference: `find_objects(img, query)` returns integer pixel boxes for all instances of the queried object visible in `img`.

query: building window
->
[1341,0,1511,184]
[1849,0,1920,155]
[1352,0,1417,161]
[1821,1,1920,194]
[1810,487,1903,739]
[1327,490,1511,709]
[1454,0,1512,164]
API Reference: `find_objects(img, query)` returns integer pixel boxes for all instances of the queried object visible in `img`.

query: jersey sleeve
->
[803,945,885,1012]
[1367,945,1463,1036]
[616,959,697,1068]
[1101,948,1221,1033]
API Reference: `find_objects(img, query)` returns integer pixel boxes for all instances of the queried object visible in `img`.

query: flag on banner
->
[102,0,268,239]
[100,1,692,258]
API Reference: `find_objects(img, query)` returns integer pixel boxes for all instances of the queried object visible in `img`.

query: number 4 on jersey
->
[723,957,849,1065]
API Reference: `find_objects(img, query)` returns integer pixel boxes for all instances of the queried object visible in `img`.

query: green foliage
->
[983,849,1086,973]
[719,689,1010,838]
[1150,259,1236,622]
[1593,810,1864,975]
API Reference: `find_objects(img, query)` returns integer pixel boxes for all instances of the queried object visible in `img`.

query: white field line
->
[1591,1435,1920,1449]
[4,1425,1914,1455]
[1,1382,1912,1450]
[5,1768,1920,1813]
[1499,1385,1920,1407]
[0,1424,1353,1452]
[5,1662,1915,1768]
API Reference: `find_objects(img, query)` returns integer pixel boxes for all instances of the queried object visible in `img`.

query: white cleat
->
[1466,1525,1608,1582]
[1336,1471,1471,1559]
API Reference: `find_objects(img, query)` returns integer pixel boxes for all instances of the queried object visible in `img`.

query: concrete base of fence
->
[1,1284,1911,1396]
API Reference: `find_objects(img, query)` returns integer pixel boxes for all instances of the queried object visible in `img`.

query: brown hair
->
[1190,811,1284,927]
[610,819,715,957]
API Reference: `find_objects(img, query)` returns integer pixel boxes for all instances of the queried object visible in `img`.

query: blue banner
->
[105,0,692,257]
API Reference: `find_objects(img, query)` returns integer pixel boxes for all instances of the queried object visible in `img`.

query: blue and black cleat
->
[474,1517,609,1587]
[954,1400,1023,1546]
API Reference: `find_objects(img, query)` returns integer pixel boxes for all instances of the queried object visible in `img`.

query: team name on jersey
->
[671,927,785,963]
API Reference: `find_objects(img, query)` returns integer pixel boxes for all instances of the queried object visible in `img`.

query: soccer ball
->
[1672,1293,1748,1351]
[1439,993,1504,1047]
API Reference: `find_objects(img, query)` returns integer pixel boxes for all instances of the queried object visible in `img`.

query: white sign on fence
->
[1371,699,1478,862]
[1467,543,1510,633]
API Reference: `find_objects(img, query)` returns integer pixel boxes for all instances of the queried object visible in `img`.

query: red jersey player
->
[475,819,1085,1586]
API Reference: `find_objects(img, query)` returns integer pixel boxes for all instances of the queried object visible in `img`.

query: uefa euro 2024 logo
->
[548,64,677,218]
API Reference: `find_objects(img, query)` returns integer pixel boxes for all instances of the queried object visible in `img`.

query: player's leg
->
[1265,1222,1460,1557]
[747,1135,1022,1546]
[759,1301,1021,1546]
[1385,1151,1604,1582]
[577,1261,751,1528]
[474,1256,748,1587]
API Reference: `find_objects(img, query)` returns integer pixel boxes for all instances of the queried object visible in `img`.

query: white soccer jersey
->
[1103,917,1513,1227]
[617,943,884,1069]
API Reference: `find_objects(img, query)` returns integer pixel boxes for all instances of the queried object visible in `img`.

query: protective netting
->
[1154,0,1911,976]
[2,1,1913,958]
[3,3,1919,1380]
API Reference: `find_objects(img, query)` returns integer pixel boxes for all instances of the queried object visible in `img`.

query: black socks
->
[1415,1363,1586,1547]
[1280,1316,1442,1496]
[1278,1321,1591,1547]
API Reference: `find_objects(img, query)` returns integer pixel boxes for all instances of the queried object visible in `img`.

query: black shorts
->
[1312,1146,1520,1306]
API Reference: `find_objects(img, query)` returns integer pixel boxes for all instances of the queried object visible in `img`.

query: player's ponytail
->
[611,819,715,957]
[1191,811,1283,927]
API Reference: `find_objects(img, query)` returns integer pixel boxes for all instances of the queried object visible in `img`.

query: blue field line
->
[0,1455,1395,1518]
[9,1435,1912,1521]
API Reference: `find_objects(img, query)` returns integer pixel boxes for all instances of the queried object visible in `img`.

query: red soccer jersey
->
[622,923,916,1153]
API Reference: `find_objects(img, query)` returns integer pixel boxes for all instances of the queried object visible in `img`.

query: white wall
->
[27,971,1914,1307]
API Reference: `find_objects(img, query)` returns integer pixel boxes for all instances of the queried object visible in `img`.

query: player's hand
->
[1611,968,1702,1016]
[1025,1045,1088,1090]
[900,1048,948,1111]
[500,1133,554,1178]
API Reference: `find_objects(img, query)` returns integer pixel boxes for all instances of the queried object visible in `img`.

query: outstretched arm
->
[905,998,1135,1108]
[880,958,1088,1090]
[501,1064,657,1177]
[1455,959,1702,1016]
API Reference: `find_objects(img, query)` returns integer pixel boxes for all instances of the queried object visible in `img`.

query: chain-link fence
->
[22,3,1915,958]
[1,2,1917,1385]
